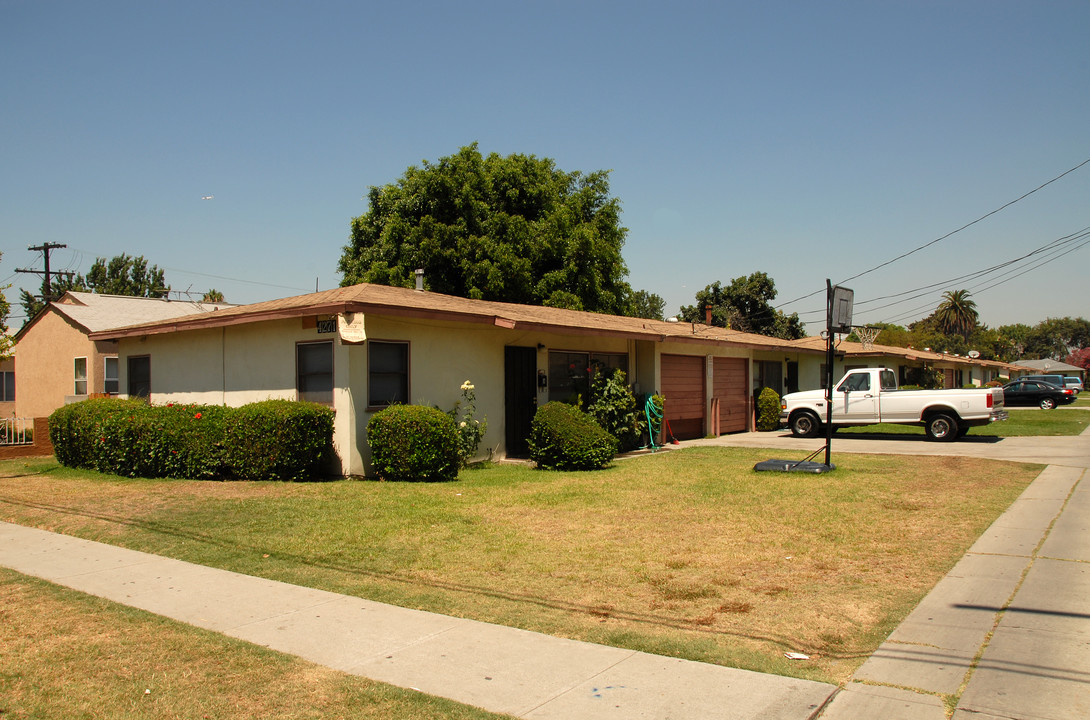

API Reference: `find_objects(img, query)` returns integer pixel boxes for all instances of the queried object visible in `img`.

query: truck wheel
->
[925,413,958,442]
[789,411,821,438]
[1039,397,1056,410]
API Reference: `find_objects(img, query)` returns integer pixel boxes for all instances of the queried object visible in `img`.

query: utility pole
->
[16,243,74,305]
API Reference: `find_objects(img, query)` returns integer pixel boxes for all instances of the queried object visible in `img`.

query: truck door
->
[833,372,878,423]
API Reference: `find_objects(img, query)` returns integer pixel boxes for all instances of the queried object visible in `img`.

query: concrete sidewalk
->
[702,426,1090,718]
[0,521,835,720]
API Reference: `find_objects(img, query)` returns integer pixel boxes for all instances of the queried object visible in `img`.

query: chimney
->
[705,307,712,325]
[415,268,424,291]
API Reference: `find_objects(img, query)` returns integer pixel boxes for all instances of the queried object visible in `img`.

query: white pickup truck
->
[779,367,1008,441]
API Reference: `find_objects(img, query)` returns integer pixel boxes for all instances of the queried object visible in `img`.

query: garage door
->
[660,354,705,440]
[713,357,749,434]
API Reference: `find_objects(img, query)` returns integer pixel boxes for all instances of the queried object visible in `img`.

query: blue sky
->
[2,1,1088,333]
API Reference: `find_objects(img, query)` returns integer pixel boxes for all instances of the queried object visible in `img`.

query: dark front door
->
[786,362,799,394]
[128,356,151,400]
[505,346,537,457]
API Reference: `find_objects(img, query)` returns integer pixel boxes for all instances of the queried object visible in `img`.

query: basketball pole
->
[825,280,835,467]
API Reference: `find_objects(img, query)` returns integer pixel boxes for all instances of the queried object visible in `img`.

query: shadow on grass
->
[833,432,1003,444]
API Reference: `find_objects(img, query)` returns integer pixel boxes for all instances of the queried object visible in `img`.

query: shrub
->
[756,387,781,431]
[49,398,334,481]
[223,400,335,481]
[528,401,618,470]
[367,404,460,481]
[586,370,644,451]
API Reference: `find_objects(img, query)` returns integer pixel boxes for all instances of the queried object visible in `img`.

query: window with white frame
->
[104,357,119,394]
[74,357,88,395]
[297,342,334,405]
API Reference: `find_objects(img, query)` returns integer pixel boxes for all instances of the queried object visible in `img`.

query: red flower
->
[194,412,202,419]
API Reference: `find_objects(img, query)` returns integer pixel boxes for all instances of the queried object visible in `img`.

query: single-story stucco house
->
[90,283,825,476]
[1011,358,1085,382]
[11,291,232,419]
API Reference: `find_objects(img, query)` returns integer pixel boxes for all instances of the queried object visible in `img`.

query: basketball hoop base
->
[753,459,836,473]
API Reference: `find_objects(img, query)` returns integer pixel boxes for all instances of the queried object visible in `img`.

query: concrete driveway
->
[687,427,1090,468]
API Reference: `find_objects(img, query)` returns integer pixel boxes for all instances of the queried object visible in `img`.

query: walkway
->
[703,427,1090,719]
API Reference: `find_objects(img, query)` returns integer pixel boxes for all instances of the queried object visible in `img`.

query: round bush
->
[528,401,618,470]
[367,404,460,481]
[756,387,782,431]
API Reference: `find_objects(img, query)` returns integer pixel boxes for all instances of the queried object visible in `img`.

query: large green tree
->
[338,143,656,316]
[20,253,169,322]
[678,272,805,339]
[1024,316,1090,360]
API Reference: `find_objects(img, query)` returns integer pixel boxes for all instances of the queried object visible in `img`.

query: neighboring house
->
[1011,358,1085,382]
[90,282,824,476]
[786,337,1027,390]
[12,292,232,419]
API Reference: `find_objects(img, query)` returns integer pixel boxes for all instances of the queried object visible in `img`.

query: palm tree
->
[934,289,979,340]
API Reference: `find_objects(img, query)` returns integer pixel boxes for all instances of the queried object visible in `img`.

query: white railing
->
[0,417,34,446]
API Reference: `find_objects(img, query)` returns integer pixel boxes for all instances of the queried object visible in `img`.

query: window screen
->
[297,342,334,405]
[368,341,408,408]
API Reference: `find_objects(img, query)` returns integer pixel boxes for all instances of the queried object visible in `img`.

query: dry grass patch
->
[0,449,1039,685]
[0,568,510,719]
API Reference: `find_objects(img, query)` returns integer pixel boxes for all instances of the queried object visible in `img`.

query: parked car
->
[1018,374,1068,387]
[1064,377,1084,393]
[1001,380,1076,409]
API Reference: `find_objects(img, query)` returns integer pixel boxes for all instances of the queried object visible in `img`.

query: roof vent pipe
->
[415,268,424,291]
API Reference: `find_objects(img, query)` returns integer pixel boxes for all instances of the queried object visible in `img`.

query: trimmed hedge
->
[367,404,460,482]
[49,398,334,481]
[223,400,335,481]
[528,401,618,470]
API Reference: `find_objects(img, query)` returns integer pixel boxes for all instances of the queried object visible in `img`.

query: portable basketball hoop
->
[755,280,851,474]
[855,326,881,350]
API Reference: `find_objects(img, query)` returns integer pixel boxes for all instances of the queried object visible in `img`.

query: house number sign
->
[316,317,336,334]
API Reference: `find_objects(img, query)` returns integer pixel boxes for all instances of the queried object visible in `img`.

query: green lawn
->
[0,447,1041,686]
[840,405,1089,437]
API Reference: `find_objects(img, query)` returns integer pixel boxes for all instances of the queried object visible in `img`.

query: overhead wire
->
[866,230,1090,326]
[794,224,1090,321]
[775,155,1090,310]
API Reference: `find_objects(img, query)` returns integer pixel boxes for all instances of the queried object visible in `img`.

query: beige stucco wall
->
[14,310,119,419]
[115,311,777,476]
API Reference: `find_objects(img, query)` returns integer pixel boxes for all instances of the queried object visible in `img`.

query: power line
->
[14,243,75,304]
[776,155,1090,309]
[793,224,1090,325]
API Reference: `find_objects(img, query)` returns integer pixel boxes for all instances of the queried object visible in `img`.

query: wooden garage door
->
[661,354,705,440]
[713,357,749,434]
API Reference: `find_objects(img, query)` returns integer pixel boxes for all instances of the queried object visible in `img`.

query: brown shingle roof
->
[789,336,1030,372]
[90,283,820,353]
